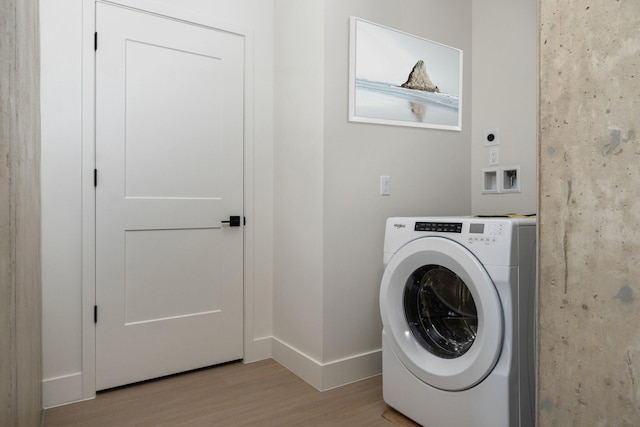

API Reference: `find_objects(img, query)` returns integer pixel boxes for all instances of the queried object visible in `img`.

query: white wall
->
[40,0,84,407]
[273,0,473,390]
[471,0,537,215]
[322,0,473,361]
[273,0,325,367]
[40,0,274,407]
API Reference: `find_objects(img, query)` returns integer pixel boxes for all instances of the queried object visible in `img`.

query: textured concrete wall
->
[538,1,640,425]
[0,0,42,425]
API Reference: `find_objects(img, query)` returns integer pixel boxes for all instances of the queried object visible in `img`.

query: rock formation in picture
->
[400,60,440,93]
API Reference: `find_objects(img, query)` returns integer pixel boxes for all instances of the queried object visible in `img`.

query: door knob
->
[221,216,241,227]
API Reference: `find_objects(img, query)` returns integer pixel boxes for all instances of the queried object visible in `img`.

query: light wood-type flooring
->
[44,359,418,426]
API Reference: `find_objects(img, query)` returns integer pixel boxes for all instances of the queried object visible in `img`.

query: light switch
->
[380,176,390,196]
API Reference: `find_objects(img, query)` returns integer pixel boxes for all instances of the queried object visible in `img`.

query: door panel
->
[124,40,223,199]
[123,229,221,325]
[95,3,244,390]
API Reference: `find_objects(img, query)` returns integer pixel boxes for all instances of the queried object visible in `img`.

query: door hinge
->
[244,217,246,226]
[94,305,98,323]
[94,32,98,51]
[94,169,97,187]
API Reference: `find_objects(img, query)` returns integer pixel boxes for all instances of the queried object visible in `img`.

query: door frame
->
[81,0,256,399]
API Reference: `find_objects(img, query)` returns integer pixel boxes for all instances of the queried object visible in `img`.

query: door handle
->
[221,216,241,227]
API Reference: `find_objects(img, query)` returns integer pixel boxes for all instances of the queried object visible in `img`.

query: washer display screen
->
[469,223,485,234]
[404,265,478,359]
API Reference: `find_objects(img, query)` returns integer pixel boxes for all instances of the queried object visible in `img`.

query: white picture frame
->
[348,17,463,131]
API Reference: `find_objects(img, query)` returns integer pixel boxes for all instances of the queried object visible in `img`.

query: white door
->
[95,3,244,390]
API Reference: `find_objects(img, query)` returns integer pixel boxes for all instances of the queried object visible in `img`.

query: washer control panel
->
[414,222,462,233]
[467,222,506,245]
[414,221,507,246]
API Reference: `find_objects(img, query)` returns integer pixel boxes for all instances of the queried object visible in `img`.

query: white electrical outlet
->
[489,147,499,165]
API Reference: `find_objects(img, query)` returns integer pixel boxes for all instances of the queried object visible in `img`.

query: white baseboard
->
[271,337,381,391]
[272,337,323,388]
[43,372,91,408]
[244,336,273,363]
[320,348,382,391]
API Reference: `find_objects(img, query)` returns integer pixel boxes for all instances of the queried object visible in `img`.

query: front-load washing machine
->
[380,216,536,427]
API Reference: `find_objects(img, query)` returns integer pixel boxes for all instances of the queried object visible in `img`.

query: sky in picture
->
[355,20,461,96]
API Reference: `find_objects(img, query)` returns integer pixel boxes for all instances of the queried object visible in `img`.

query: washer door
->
[380,236,503,391]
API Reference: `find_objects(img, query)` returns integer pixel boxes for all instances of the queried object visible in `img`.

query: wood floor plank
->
[44,359,396,426]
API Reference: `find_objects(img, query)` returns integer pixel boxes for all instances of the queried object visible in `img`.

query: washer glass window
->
[404,265,478,359]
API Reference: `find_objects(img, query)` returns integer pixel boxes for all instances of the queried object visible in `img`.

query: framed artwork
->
[349,17,463,131]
